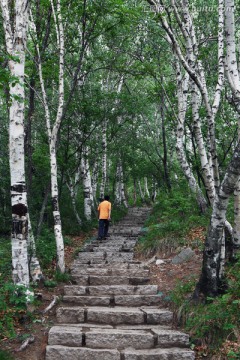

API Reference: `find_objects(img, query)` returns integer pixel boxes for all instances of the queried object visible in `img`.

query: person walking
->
[97,195,111,240]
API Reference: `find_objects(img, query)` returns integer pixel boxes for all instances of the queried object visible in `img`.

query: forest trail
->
[45,207,195,360]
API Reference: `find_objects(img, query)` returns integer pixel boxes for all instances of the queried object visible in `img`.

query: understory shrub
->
[137,188,209,254]
[170,256,240,358]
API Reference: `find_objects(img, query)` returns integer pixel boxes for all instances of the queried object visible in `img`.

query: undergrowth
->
[170,257,240,359]
[137,188,210,255]
[138,188,240,359]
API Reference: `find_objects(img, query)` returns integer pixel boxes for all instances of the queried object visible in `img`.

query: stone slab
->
[114,295,162,307]
[123,348,195,360]
[87,285,157,296]
[48,326,82,346]
[152,328,190,347]
[89,276,130,285]
[87,307,145,325]
[71,268,110,276]
[86,328,154,349]
[141,308,173,325]
[64,286,87,296]
[46,345,121,360]
[63,296,111,306]
[56,307,85,323]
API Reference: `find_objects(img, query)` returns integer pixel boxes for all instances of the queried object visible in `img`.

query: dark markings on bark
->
[11,184,26,193]
[52,197,59,212]
[12,203,28,217]
[12,218,27,235]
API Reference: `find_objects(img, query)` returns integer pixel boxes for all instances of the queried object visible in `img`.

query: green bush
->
[170,256,240,356]
[138,189,209,254]
[0,283,34,339]
[0,349,15,360]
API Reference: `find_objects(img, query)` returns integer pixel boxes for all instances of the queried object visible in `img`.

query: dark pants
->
[98,219,109,239]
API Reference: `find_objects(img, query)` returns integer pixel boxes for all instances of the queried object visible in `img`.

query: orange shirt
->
[98,200,111,219]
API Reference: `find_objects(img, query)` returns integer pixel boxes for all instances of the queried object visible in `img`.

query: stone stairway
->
[45,207,195,360]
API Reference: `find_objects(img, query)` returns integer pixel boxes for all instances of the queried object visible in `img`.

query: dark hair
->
[104,195,110,201]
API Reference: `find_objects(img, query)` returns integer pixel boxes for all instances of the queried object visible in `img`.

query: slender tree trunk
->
[133,179,137,206]
[1,0,31,286]
[80,147,93,220]
[100,119,107,199]
[115,160,122,205]
[191,82,215,204]
[151,178,157,202]
[195,140,240,297]
[36,182,51,239]
[144,177,150,199]
[30,1,65,272]
[138,180,145,202]
[160,90,171,190]
[67,176,82,226]
[175,65,208,213]
[120,162,128,208]
[91,161,98,206]
[225,0,240,252]
[25,77,35,197]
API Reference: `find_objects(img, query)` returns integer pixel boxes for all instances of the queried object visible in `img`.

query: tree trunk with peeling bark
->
[80,147,93,220]
[30,1,65,273]
[195,141,240,296]
[175,64,208,213]
[225,0,240,253]
[100,119,107,199]
[0,0,42,286]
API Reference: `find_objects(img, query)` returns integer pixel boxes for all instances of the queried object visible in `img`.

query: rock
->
[155,259,165,265]
[171,248,195,264]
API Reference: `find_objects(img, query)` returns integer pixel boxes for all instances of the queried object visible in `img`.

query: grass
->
[137,189,209,255]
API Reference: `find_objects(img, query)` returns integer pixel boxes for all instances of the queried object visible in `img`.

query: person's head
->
[104,195,110,201]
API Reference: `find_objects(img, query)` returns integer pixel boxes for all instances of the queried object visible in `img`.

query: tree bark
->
[195,140,240,297]
[1,0,30,286]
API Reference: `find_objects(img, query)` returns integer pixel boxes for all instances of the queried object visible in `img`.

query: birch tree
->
[0,0,43,285]
[225,0,240,251]
[30,0,66,273]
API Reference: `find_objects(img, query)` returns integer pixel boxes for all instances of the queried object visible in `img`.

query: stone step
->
[56,306,173,325]
[48,326,190,349]
[123,348,195,359]
[70,267,149,277]
[46,346,194,360]
[71,275,150,286]
[62,295,162,307]
[64,285,157,296]
[72,261,146,268]
[46,346,120,360]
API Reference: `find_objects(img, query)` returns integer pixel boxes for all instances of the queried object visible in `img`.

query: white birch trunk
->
[138,180,145,202]
[99,120,107,199]
[151,178,157,202]
[30,3,65,273]
[156,0,222,190]
[225,0,240,250]
[91,161,99,206]
[28,215,43,281]
[120,164,128,208]
[191,83,215,204]
[196,140,240,296]
[80,147,93,220]
[175,65,208,213]
[115,161,122,205]
[1,0,30,286]
[144,177,150,199]
[67,176,82,226]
